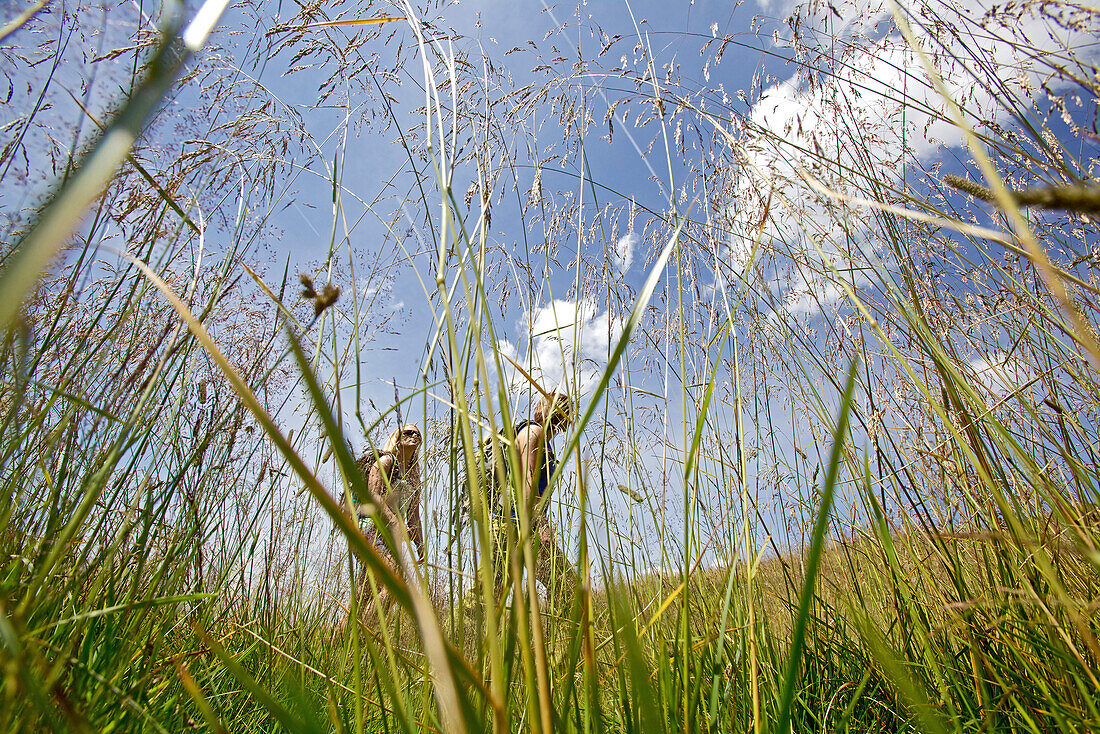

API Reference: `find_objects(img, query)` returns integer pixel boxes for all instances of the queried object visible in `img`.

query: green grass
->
[2,0,1100,732]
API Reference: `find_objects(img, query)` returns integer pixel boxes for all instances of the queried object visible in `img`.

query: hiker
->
[490,391,578,609]
[341,423,423,629]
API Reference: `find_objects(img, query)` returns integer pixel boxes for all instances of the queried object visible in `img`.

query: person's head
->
[383,423,422,458]
[533,392,573,433]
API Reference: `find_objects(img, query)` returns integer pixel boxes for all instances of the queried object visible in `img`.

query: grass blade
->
[773,357,859,734]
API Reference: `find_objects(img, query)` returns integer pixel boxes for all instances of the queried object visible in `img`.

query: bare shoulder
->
[515,423,545,451]
[370,452,396,477]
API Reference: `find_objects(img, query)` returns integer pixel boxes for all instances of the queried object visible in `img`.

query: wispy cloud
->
[613,232,639,274]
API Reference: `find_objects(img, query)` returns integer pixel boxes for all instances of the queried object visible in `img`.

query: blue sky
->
[212,0,810,574]
[3,0,1098,579]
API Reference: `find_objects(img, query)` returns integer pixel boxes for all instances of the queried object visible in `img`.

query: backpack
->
[340,448,393,521]
[355,448,392,481]
[458,420,538,525]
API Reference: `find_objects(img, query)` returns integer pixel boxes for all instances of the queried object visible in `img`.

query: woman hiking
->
[340,423,423,631]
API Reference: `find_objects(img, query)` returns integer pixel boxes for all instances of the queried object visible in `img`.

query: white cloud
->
[496,338,519,361]
[613,232,640,273]
[968,353,1036,401]
[729,0,1099,319]
[780,271,855,318]
[498,298,625,398]
[756,0,881,29]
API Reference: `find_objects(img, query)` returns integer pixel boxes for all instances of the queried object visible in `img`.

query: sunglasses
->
[402,429,421,438]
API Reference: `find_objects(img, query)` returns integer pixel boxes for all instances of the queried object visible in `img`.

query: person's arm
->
[515,423,546,524]
[406,493,424,561]
[366,454,401,528]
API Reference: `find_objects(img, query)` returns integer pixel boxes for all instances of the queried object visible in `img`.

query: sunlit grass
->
[2,0,1099,732]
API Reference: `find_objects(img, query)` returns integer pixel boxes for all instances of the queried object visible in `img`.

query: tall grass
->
[2,0,1099,731]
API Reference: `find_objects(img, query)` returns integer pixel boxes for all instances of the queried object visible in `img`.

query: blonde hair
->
[374,424,422,489]
[532,392,572,427]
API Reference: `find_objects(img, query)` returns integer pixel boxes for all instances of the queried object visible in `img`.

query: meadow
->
[1,0,1099,731]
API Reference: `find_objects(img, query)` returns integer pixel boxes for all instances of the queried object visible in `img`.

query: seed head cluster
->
[299,274,341,316]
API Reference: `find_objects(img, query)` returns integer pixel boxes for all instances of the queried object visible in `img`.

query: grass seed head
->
[314,284,340,316]
[299,273,316,298]
[298,274,339,316]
